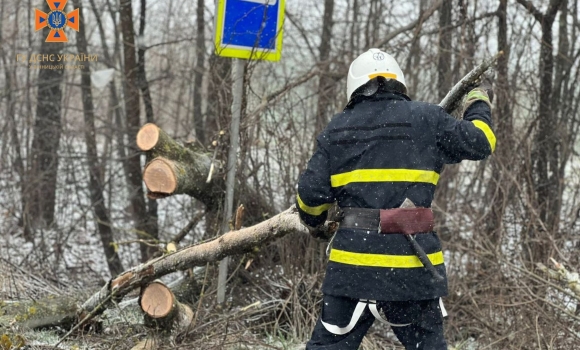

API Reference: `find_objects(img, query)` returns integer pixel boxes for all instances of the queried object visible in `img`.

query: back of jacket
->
[296,91,495,301]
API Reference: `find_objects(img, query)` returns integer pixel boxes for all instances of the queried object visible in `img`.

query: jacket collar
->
[345,91,411,109]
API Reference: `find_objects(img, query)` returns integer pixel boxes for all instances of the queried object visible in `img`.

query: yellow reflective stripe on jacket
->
[329,249,444,268]
[330,169,439,188]
[471,120,496,153]
[296,194,332,216]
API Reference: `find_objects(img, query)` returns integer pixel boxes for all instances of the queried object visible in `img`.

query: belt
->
[340,207,434,234]
[339,206,444,282]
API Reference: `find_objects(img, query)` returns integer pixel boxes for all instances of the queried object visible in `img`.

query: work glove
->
[463,74,494,112]
[309,226,330,240]
[462,87,492,114]
[301,221,332,241]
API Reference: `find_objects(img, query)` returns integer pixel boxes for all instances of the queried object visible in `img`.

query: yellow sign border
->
[214,0,285,61]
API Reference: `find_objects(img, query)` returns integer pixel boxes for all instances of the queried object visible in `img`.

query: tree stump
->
[139,281,194,333]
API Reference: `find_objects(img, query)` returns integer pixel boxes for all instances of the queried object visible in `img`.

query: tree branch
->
[439,51,504,114]
[371,0,443,49]
[515,0,545,23]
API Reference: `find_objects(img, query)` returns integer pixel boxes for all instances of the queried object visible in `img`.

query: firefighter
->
[296,49,495,349]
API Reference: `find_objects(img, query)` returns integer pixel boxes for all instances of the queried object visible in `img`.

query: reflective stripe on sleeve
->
[296,194,332,216]
[471,120,496,152]
[330,169,439,188]
[329,248,444,268]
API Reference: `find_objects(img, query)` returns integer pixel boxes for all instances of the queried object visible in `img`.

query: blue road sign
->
[215,0,285,61]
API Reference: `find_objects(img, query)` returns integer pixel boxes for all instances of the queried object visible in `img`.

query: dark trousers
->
[306,294,447,350]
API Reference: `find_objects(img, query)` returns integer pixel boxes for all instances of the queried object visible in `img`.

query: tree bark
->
[438,52,504,114]
[485,0,514,245]
[206,54,232,142]
[0,291,92,330]
[0,27,26,235]
[193,0,206,145]
[314,0,335,140]
[88,0,129,184]
[434,0,456,238]
[516,0,565,263]
[28,1,64,232]
[120,0,153,263]
[137,0,160,262]
[437,0,453,101]
[73,0,124,276]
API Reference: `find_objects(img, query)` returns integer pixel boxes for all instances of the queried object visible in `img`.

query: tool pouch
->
[379,208,434,234]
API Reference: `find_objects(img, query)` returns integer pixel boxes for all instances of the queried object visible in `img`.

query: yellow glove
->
[463,87,492,113]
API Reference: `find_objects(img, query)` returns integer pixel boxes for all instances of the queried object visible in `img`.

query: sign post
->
[214,0,285,305]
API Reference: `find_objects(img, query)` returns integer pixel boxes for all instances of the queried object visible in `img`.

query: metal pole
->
[217,58,245,305]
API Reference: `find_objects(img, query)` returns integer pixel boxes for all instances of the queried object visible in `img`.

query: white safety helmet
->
[346,49,406,102]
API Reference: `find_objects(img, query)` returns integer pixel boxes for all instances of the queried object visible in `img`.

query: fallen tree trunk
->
[73,207,338,332]
[0,292,92,330]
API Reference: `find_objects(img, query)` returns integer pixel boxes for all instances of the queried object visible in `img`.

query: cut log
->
[140,281,194,332]
[138,124,221,208]
[137,123,210,164]
[141,282,174,319]
[142,158,177,194]
[136,123,188,160]
[142,157,219,203]
[137,123,276,226]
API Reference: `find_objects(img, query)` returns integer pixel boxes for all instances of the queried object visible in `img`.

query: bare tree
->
[516,0,565,263]
[193,0,206,145]
[119,0,154,262]
[137,0,160,261]
[72,0,124,276]
[433,0,454,236]
[485,0,514,244]
[313,0,335,141]
[28,1,65,234]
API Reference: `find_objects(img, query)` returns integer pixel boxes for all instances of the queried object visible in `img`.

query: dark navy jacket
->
[296,91,495,301]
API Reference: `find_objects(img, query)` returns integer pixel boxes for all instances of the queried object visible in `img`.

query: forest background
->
[1,0,580,349]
